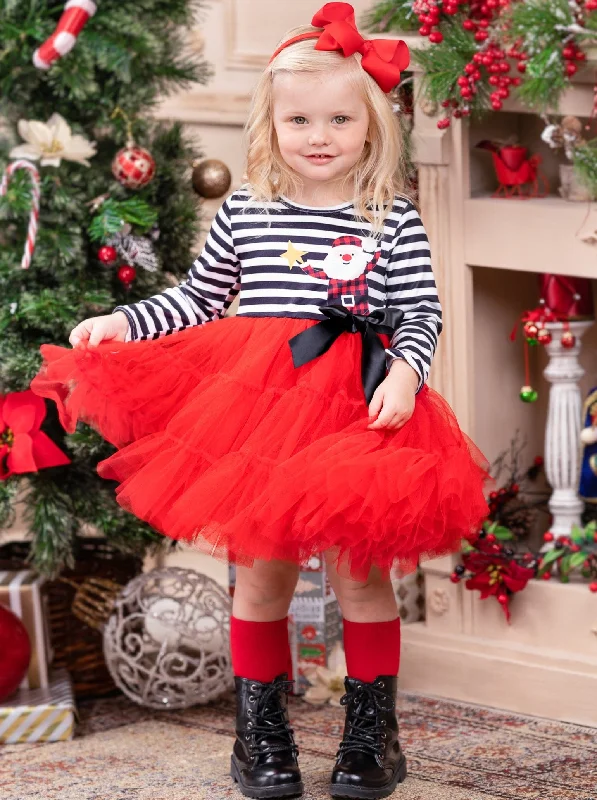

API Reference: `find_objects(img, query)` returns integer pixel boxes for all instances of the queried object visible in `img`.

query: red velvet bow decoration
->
[312,3,409,92]
[0,390,70,480]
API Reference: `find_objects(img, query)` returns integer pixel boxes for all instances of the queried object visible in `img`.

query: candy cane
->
[33,1,97,70]
[0,160,41,270]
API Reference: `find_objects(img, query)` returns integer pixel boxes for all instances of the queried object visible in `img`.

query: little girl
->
[32,3,488,798]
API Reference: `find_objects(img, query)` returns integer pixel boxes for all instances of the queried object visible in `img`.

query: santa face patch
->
[281,235,381,315]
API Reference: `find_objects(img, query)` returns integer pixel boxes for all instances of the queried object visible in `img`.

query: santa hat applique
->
[331,235,378,254]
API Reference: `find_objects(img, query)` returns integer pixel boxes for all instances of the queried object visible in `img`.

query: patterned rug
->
[1,689,596,800]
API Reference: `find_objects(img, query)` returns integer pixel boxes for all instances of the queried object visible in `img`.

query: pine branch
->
[362,0,419,33]
[573,140,597,194]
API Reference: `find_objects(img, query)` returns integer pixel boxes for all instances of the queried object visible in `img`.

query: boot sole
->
[329,753,407,799]
[230,755,304,798]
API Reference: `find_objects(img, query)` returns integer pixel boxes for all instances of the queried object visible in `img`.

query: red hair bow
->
[270,2,409,93]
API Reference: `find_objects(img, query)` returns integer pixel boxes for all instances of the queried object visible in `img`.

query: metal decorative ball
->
[561,330,576,349]
[192,159,232,199]
[103,567,233,709]
[520,385,538,403]
[537,327,552,345]
[112,145,156,190]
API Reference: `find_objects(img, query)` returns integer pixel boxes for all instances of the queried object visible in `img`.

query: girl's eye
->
[333,116,349,124]
[292,117,307,125]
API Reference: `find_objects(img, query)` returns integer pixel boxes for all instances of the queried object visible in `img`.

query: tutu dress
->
[31,190,489,579]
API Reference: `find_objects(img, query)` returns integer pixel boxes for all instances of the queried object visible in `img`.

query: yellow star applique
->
[280,241,308,270]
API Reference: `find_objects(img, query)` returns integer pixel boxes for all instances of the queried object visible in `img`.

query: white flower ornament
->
[9,113,96,167]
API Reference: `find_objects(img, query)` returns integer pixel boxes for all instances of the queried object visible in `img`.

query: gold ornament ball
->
[192,159,232,199]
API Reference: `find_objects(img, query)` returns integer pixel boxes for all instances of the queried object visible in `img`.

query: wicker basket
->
[0,537,143,699]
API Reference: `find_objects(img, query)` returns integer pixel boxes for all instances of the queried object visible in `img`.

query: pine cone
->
[500,498,535,539]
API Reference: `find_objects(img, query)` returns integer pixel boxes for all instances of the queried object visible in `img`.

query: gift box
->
[290,555,343,693]
[0,570,53,690]
[0,668,76,744]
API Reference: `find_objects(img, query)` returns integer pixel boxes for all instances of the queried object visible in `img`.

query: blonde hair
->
[244,25,410,234]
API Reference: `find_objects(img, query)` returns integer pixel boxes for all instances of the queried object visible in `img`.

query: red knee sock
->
[343,618,401,682]
[231,616,291,683]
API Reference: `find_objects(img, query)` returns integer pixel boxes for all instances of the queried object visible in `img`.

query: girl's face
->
[272,67,370,198]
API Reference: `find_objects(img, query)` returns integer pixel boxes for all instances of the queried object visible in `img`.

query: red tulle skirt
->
[31,316,489,579]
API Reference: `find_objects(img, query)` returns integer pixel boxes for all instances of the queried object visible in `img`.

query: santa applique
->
[298,235,381,314]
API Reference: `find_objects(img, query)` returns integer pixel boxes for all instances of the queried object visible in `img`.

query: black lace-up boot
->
[230,673,304,798]
[330,675,407,798]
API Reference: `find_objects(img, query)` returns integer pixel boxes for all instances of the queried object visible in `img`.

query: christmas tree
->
[0,1,211,576]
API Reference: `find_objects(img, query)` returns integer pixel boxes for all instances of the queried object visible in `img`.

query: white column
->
[543,320,594,536]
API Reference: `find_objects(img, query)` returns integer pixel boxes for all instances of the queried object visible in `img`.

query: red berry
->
[497,593,508,605]
[534,456,544,467]
[590,582,597,593]
[117,264,137,285]
[488,63,500,73]
[566,62,578,77]
[478,18,490,28]
[475,30,489,42]
[542,571,552,580]
[543,532,554,542]
[437,118,451,129]
[453,109,463,118]
[486,533,497,544]
[464,20,477,31]
[562,46,575,60]
[464,63,476,75]
[497,87,509,99]
[571,545,581,553]
[98,245,118,264]
[511,76,522,86]
[491,99,503,110]
[461,108,470,116]
[489,75,500,86]
[517,61,527,73]
[499,61,510,73]
[429,31,444,44]
[450,573,461,583]
[576,51,586,61]
[473,52,484,63]
[458,75,470,87]
[511,484,519,494]
[419,25,431,36]
[473,70,482,81]
[460,87,473,99]
[444,3,458,14]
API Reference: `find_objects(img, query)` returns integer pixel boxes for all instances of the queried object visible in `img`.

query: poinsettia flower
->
[302,643,347,707]
[0,390,70,480]
[9,113,96,167]
[465,558,535,623]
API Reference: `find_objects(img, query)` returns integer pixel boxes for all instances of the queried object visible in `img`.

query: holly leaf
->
[569,551,589,569]
[493,526,515,541]
[571,525,585,545]
[538,548,565,571]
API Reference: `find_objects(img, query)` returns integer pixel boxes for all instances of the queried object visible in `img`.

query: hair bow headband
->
[269,2,410,93]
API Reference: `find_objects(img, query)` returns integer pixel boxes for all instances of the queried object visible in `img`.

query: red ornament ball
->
[98,245,118,265]
[561,330,576,348]
[112,145,156,190]
[523,321,539,339]
[537,327,552,345]
[0,605,31,701]
[117,264,137,286]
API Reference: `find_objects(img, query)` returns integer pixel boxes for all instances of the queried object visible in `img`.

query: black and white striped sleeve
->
[384,202,442,390]
[114,198,241,341]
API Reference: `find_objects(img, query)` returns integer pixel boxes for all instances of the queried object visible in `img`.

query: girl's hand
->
[367,359,419,431]
[69,311,130,347]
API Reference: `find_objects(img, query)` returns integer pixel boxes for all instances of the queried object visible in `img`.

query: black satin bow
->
[288,305,404,403]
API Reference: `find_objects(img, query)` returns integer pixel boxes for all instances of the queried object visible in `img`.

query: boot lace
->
[336,681,394,767]
[246,679,299,760]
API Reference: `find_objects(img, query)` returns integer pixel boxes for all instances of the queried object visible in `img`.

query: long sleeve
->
[385,202,442,390]
[115,198,241,342]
